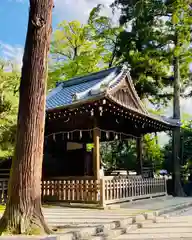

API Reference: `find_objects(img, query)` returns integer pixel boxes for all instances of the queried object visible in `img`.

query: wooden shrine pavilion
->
[40,65,179,206]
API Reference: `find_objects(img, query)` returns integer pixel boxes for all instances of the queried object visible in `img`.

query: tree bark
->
[0,0,53,235]
[172,54,185,197]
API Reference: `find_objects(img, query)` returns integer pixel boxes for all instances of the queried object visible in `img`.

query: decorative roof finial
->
[122,62,129,70]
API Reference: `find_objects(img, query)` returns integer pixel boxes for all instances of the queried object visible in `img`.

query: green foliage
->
[49,20,105,89]
[143,134,164,170]
[88,4,123,67]
[181,121,192,166]
[112,0,192,104]
[0,60,19,158]
[165,0,192,85]
[49,9,124,89]
[162,120,192,173]
[100,140,137,171]
[112,0,172,103]
[101,135,163,172]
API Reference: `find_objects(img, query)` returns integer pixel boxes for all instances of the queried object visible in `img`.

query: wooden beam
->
[93,127,100,180]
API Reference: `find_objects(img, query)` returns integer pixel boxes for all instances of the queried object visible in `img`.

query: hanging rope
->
[45,127,143,140]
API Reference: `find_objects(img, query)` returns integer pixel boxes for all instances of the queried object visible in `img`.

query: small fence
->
[42,176,167,206]
[0,169,10,179]
[0,179,8,203]
[104,177,167,204]
[0,177,167,206]
[42,177,100,203]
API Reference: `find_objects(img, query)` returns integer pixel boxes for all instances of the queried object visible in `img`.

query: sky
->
[0,0,114,62]
[0,0,191,129]
[0,0,114,65]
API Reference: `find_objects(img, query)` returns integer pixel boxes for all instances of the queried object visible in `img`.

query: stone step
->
[154,217,192,223]
[112,216,192,239]
[136,227,192,234]
[142,221,192,228]
[91,225,138,240]
[114,232,192,239]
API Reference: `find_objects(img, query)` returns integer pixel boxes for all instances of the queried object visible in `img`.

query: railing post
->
[100,178,106,208]
[164,177,167,195]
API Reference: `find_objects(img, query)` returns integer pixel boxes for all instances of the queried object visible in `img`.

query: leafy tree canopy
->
[0,60,20,158]
[48,20,105,89]
[162,120,192,173]
[101,134,163,173]
[112,0,192,104]
[88,4,123,67]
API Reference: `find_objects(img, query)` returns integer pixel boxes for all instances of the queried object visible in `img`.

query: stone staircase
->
[112,213,192,239]
[1,197,192,239]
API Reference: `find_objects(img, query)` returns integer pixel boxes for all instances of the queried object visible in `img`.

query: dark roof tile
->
[46,66,122,110]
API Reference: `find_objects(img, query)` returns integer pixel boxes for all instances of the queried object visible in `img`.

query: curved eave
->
[106,94,179,129]
[46,93,105,113]
[160,117,181,128]
[46,92,180,130]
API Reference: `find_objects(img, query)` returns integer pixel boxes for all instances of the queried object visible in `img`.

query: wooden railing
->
[41,177,167,206]
[0,169,10,178]
[42,177,100,203]
[0,179,8,203]
[104,177,167,204]
[0,177,167,206]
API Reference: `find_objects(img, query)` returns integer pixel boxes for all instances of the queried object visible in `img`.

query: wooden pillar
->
[136,137,143,175]
[93,128,100,180]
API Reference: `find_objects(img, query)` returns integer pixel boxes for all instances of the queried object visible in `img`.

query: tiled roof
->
[46,66,181,128]
[46,66,122,110]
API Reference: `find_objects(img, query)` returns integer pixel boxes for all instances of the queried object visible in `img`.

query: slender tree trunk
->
[136,137,143,175]
[108,42,117,68]
[0,0,53,234]
[154,132,158,145]
[172,54,185,196]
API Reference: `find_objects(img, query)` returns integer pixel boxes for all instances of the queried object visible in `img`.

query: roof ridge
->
[46,64,127,111]
[56,66,119,88]
[72,68,124,102]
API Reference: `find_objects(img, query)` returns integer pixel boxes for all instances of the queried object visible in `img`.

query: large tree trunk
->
[0,0,53,235]
[172,55,185,197]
